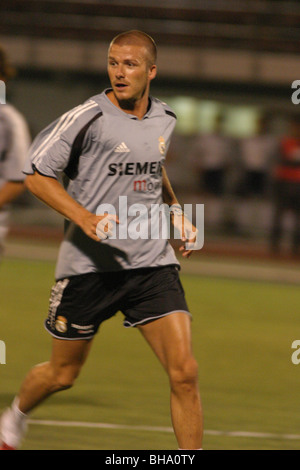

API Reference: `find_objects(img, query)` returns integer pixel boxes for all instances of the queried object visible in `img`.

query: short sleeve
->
[0,105,31,182]
[24,100,100,179]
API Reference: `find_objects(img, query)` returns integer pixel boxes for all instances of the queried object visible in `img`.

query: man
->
[234,114,278,235]
[0,31,203,450]
[0,45,31,256]
[189,112,236,230]
[270,113,300,255]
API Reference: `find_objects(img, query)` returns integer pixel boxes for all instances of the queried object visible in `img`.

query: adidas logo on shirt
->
[115,142,130,153]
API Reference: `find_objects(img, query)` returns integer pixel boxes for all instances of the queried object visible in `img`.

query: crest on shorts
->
[158,136,166,156]
[55,316,68,333]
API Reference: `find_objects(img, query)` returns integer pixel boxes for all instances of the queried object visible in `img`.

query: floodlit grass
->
[1,258,300,450]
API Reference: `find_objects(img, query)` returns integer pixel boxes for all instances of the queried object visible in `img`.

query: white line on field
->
[27,419,300,441]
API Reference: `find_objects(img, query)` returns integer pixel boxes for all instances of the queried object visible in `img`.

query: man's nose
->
[115,65,125,78]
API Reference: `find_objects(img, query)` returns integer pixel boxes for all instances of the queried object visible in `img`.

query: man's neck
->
[106,90,149,120]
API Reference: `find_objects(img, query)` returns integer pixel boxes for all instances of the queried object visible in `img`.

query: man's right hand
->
[79,213,119,242]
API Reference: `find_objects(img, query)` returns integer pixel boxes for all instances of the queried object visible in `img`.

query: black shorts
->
[45,265,190,340]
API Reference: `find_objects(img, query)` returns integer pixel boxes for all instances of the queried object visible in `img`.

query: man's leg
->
[18,337,93,413]
[1,337,93,449]
[138,312,203,450]
[270,182,286,254]
[270,201,284,253]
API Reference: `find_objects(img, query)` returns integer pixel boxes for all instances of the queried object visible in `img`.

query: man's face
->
[107,43,156,109]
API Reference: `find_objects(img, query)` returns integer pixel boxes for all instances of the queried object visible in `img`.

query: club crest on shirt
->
[158,136,166,156]
[55,316,68,333]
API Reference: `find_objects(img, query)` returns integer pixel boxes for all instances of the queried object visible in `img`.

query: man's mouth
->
[115,83,128,90]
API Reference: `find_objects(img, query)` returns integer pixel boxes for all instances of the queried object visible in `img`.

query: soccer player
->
[0,45,31,257]
[0,31,203,450]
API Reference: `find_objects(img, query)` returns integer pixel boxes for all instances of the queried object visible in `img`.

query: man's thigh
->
[138,312,193,372]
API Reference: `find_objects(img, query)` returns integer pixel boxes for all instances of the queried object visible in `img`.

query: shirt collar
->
[104,88,152,120]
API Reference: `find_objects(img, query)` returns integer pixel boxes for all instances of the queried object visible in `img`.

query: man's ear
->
[149,64,157,81]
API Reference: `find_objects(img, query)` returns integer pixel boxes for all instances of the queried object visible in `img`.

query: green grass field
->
[1,256,300,450]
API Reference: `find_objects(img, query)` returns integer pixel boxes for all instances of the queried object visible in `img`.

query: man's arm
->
[162,166,179,207]
[25,172,118,242]
[0,181,26,209]
[162,167,197,258]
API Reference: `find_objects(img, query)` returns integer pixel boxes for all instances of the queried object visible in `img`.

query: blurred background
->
[1,0,300,259]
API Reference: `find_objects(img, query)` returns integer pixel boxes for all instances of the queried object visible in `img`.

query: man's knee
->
[37,361,80,392]
[54,370,76,391]
[169,356,199,393]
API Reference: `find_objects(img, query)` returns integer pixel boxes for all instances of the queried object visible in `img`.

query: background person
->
[270,113,300,255]
[189,112,237,230]
[0,44,31,257]
[234,114,278,235]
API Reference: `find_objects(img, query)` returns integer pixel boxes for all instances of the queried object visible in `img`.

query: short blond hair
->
[109,30,157,66]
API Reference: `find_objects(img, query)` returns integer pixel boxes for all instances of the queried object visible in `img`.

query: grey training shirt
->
[24,89,180,279]
[0,103,30,190]
[0,104,31,246]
